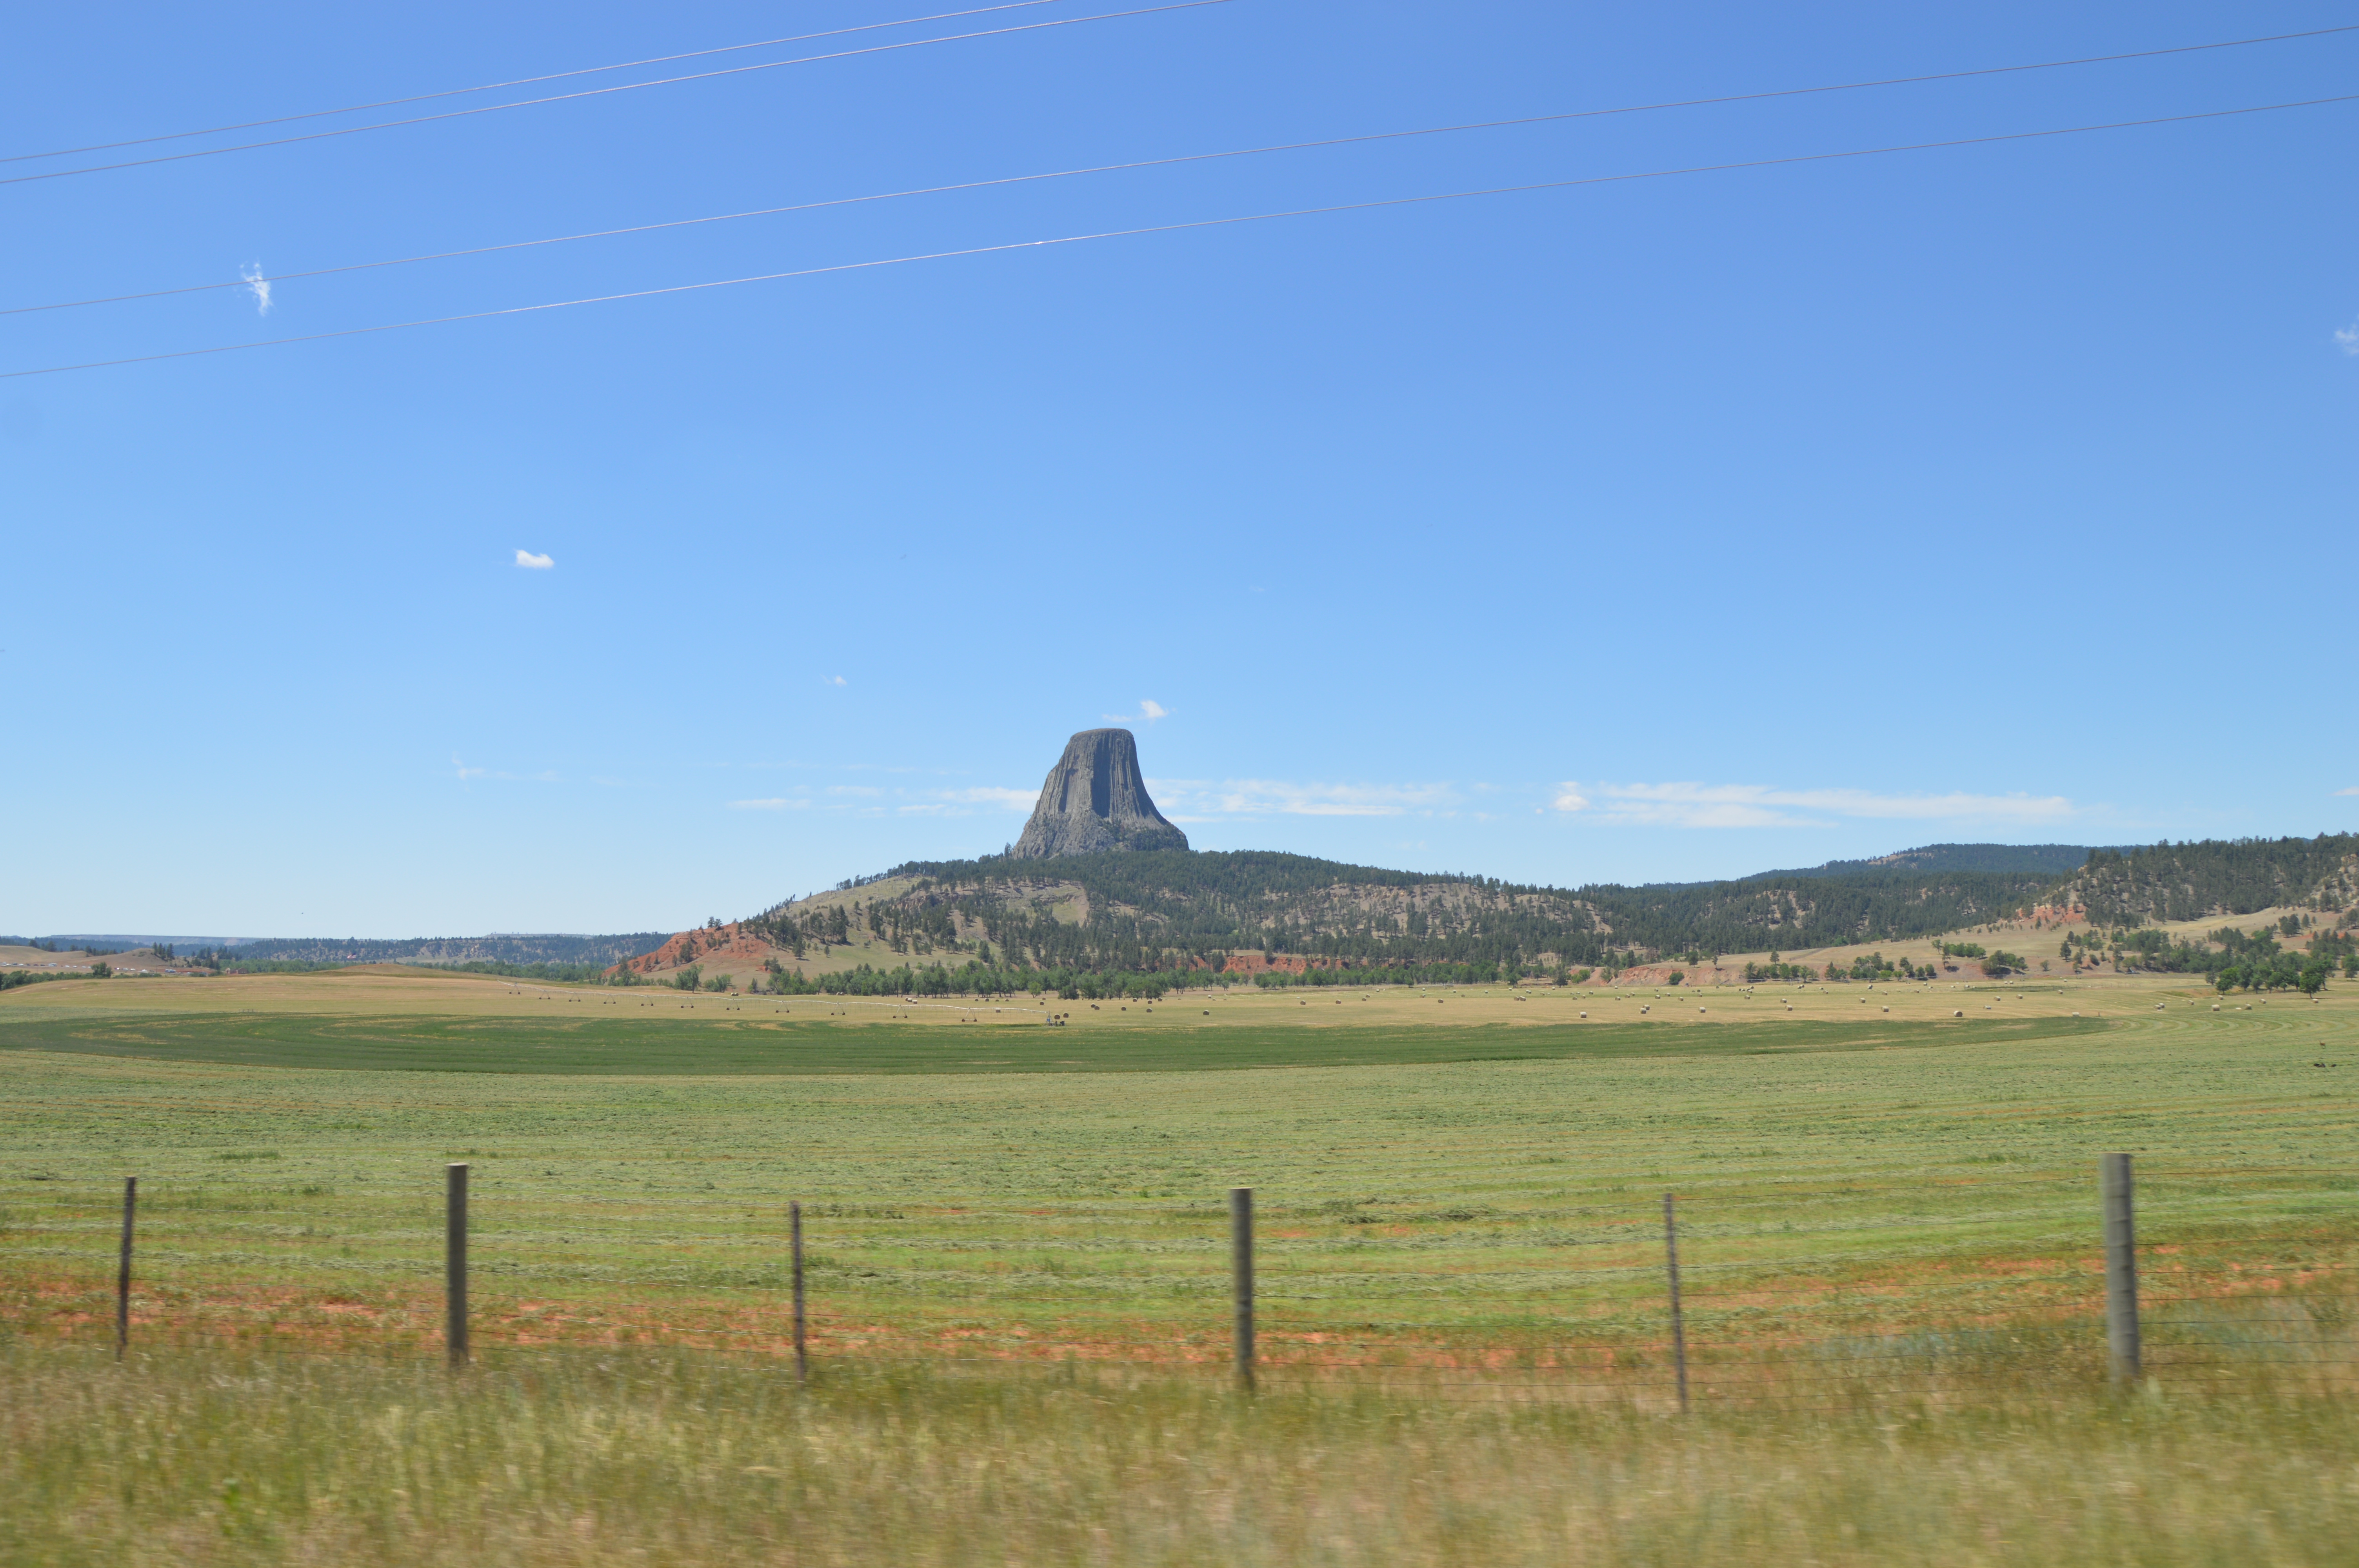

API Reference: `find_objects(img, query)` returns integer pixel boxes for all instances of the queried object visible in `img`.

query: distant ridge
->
[177,933,669,967]
[1746,844,2116,880]
[31,934,253,949]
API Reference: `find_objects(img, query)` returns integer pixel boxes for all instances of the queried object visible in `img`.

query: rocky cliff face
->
[1012,729,1190,859]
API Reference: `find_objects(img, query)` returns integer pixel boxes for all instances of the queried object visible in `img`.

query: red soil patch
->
[608,922,791,979]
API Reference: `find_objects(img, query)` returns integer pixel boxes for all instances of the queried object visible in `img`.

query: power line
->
[0,2,1075,165]
[9,90,2353,381]
[0,0,1236,189]
[13,20,2355,318]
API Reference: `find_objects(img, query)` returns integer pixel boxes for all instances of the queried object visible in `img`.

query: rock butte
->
[1011,728,1189,859]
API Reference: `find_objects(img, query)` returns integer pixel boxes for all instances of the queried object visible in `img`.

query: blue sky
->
[5,0,2354,937]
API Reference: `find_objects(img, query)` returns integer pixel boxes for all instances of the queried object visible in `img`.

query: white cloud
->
[1104,699,1170,723]
[887,787,1034,817]
[725,782,1032,816]
[2337,786,2359,797]
[938,786,1036,810]
[1149,777,1459,818]
[451,755,556,784]
[240,263,272,316]
[514,549,553,570]
[1552,780,2076,829]
[827,675,848,687]
[2337,319,2359,356]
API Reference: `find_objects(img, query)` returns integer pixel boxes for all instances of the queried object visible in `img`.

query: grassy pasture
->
[4,968,2355,1563]
[2,969,2351,1367]
[0,1001,2112,1074]
[0,960,2214,1074]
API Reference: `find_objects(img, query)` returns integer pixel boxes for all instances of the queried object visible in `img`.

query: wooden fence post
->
[115,1176,136,1362]
[2101,1152,2139,1382]
[446,1163,469,1368]
[1663,1191,1689,1413]
[1230,1187,1255,1391]
[791,1200,807,1383]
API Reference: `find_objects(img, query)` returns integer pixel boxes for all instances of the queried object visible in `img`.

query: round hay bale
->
[1953,1009,1964,1017]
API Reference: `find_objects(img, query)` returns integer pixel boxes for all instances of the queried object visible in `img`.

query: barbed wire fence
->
[31,1154,2357,1407]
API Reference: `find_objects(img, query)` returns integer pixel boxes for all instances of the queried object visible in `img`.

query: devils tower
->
[1011,729,1190,858]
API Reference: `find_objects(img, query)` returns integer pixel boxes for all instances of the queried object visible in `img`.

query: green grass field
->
[0,1002,2112,1073]
[4,967,2356,1563]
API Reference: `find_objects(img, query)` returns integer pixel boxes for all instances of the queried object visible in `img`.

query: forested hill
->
[1587,866,2061,957]
[2059,835,2358,926]
[746,850,2072,980]
[1751,843,2111,879]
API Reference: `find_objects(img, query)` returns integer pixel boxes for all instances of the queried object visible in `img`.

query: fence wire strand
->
[15,1168,2356,1408]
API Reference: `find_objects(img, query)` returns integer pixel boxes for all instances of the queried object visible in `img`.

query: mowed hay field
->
[5,968,2358,1564]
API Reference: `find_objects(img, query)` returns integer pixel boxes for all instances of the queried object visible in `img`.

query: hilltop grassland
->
[3,968,2355,1564]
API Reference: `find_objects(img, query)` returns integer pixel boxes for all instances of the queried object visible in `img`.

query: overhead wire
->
[0,1,1077,165]
[10,20,2356,319]
[9,88,2355,380]
[7,13,2355,193]
[0,0,1236,189]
